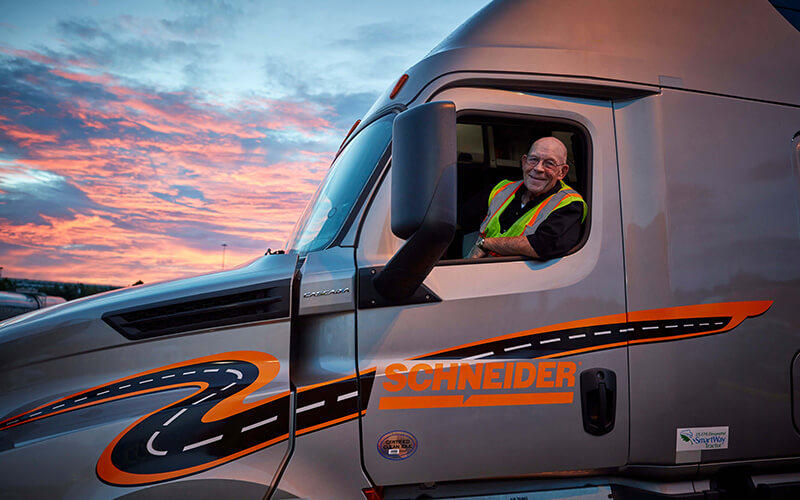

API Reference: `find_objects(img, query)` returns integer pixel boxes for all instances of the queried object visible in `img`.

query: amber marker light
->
[389,73,408,99]
[335,119,361,159]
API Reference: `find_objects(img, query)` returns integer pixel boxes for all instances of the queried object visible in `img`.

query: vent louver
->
[103,279,290,340]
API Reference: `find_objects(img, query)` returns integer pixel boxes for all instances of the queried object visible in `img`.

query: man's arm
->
[482,235,540,258]
[469,204,583,259]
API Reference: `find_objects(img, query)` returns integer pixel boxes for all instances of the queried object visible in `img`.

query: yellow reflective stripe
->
[525,192,560,228]
[554,193,588,223]
[484,183,523,236]
[488,179,514,207]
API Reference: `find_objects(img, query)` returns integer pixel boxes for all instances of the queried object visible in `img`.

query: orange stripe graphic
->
[627,301,771,345]
[413,312,629,360]
[379,392,572,409]
[412,301,771,361]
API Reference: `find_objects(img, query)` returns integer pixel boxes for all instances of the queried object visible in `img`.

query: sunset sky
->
[0,0,488,286]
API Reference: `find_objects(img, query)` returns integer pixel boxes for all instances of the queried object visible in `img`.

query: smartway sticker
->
[676,426,729,451]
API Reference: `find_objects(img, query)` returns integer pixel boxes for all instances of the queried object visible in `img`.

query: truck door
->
[356,88,627,485]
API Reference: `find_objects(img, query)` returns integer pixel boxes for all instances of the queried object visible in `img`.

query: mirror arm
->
[373,167,455,301]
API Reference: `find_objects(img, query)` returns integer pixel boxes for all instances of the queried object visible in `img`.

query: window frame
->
[437,109,593,266]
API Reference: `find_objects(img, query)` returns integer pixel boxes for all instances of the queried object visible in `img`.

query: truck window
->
[287,113,394,256]
[444,115,590,260]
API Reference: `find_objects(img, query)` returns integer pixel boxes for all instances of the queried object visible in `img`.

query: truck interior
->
[445,113,591,260]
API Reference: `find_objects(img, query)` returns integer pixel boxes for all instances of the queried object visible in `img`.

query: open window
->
[443,113,591,260]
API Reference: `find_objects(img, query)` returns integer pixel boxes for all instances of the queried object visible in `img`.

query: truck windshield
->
[287,113,394,255]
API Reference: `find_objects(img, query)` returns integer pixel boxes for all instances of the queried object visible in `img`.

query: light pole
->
[221,243,228,270]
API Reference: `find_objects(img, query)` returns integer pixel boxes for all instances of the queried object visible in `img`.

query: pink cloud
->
[0,49,351,285]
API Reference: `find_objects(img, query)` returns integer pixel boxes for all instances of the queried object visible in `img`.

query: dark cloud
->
[317,91,379,129]
[161,0,245,38]
[50,16,220,83]
[0,171,111,225]
[0,47,335,282]
[56,18,104,41]
[332,22,438,52]
[262,56,379,131]
[263,57,312,96]
[171,184,207,200]
[149,190,214,211]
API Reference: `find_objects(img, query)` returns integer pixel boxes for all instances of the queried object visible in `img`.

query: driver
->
[469,136,587,259]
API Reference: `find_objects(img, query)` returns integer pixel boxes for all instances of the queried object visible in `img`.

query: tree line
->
[0,278,120,301]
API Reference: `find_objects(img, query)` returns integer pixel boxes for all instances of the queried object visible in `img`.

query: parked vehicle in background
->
[0,290,66,321]
[1,1,799,499]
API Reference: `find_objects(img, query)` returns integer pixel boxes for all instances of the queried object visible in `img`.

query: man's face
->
[522,138,569,196]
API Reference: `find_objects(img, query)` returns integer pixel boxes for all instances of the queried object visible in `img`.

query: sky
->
[0,0,489,286]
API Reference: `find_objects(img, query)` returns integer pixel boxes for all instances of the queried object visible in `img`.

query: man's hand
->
[468,244,487,259]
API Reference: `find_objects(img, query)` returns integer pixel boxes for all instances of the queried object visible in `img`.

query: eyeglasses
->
[523,154,565,170]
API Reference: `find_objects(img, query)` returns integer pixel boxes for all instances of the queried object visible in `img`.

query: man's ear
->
[558,164,569,180]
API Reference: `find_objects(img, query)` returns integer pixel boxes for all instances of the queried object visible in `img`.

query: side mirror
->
[373,101,457,301]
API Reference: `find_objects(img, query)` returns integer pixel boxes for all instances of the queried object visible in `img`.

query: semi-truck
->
[0,290,65,321]
[1,1,799,498]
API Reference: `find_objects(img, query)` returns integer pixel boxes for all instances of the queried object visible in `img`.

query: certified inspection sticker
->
[377,430,417,460]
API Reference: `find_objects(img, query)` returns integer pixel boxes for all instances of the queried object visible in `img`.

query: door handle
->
[580,368,616,436]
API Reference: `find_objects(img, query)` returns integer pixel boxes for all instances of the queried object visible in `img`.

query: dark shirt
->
[496,182,584,259]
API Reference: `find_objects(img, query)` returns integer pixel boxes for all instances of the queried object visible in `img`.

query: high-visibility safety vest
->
[479,179,587,239]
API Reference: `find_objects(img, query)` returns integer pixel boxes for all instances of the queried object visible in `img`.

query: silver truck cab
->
[1,1,799,498]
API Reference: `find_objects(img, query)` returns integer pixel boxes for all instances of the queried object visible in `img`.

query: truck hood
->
[0,253,297,370]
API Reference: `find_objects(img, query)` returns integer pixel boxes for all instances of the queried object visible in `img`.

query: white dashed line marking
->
[74,397,87,403]
[53,404,65,410]
[8,420,19,425]
[665,325,678,329]
[97,390,109,396]
[620,328,634,333]
[120,384,131,389]
[192,393,216,405]
[140,379,153,384]
[226,369,243,380]
[540,338,560,345]
[297,401,325,413]
[642,326,659,331]
[183,434,223,452]
[504,343,532,352]
[568,334,586,340]
[337,391,358,402]
[700,323,709,326]
[162,374,175,379]
[183,371,196,376]
[241,416,277,433]
[684,323,694,327]
[163,408,186,427]
[30,412,42,417]
[147,431,168,456]
[221,382,236,392]
[594,330,611,336]
[714,322,724,326]
[464,352,493,360]
[204,369,219,373]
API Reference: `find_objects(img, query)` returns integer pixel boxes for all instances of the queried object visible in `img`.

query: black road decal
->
[0,351,375,486]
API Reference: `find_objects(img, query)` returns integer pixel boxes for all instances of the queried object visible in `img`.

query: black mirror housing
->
[390,101,457,240]
[373,101,457,301]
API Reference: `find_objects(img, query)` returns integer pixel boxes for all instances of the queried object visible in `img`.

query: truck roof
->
[370,0,800,113]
